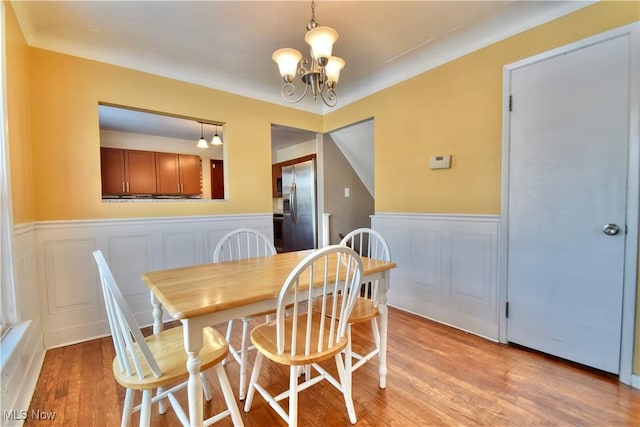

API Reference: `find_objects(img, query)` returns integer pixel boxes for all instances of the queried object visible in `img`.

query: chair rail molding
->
[372,213,501,340]
[34,214,274,349]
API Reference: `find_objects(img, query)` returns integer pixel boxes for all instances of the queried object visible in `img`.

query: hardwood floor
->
[26,307,639,426]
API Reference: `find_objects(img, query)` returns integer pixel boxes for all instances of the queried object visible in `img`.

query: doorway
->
[501,24,639,379]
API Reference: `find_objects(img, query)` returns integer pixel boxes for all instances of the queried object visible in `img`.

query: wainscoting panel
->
[35,214,273,348]
[44,238,99,315]
[161,230,201,269]
[107,234,154,299]
[373,213,500,340]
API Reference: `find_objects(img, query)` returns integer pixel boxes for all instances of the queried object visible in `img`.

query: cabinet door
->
[125,150,156,194]
[179,154,202,195]
[155,152,180,194]
[100,148,125,195]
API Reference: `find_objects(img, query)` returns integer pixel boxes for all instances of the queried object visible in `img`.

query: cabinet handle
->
[122,182,125,192]
[126,182,130,192]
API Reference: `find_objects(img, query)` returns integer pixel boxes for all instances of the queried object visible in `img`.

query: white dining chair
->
[243,245,363,426]
[338,228,391,372]
[212,228,277,400]
[93,250,244,427]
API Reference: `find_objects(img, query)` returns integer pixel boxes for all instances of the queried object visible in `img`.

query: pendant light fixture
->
[211,125,222,146]
[196,122,208,148]
[272,0,344,107]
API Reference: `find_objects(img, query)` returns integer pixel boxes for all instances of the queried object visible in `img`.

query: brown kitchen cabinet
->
[155,152,202,195]
[100,148,156,195]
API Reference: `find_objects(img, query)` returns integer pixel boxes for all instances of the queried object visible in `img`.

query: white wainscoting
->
[372,213,501,340]
[35,214,273,349]
[1,224,45,424]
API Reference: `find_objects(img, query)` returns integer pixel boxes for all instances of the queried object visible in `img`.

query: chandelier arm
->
[316,70,326,93]
[298,58,310,76]
[319,87,337,107]
[281,82,310,104]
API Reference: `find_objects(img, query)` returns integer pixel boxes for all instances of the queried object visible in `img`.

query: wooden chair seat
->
[114,326,228,390]
[312,295,378,324]
[251,315,348,366]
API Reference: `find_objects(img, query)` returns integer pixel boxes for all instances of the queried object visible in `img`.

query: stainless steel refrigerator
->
[282,159,317,252]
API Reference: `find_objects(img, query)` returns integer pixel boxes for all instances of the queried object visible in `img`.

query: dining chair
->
[212,228,277,400]
[92,250,244,427]
[243,245,363,426]
[323,228,391,373]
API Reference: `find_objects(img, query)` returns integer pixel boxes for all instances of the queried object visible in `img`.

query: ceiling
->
[10,1,591,187]
[11,1,591,115]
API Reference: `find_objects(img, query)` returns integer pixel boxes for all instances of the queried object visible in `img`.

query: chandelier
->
[272,0,345,107]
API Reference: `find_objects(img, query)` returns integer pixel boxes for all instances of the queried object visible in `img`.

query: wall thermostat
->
[429,154,451,169]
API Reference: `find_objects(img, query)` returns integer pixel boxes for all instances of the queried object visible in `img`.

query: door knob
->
[602,224,621,236]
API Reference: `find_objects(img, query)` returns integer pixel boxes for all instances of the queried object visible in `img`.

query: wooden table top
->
[142,250,396,320]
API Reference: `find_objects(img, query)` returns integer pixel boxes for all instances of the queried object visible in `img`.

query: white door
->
[506,34,630,374]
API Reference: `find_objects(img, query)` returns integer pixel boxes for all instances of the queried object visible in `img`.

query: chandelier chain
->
[307,0,317,31]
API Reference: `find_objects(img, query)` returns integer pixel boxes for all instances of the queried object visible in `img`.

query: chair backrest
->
[274,245,363,357]
[212,228,277,262]
[93,250,161,379]
[339,228,391,262]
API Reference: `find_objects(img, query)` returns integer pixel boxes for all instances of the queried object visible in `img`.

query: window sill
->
[0,320,31,370]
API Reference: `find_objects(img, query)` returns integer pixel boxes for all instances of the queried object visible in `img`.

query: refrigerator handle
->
[291,182,297,224]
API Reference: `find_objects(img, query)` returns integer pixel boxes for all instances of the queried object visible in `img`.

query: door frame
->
[498,22,640,385]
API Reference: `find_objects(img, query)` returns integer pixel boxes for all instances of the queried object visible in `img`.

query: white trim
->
[500,22,640,384]
[33,213,271,229]
[389,304,499,344]
[374,212,500,223]
[13,222,35,236]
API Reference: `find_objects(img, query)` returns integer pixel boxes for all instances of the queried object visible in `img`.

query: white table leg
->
[378,272,389,389]
[150,291,164,335]
[150,292,167,414]
[183,318,204,427]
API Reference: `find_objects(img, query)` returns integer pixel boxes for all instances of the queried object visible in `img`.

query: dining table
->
[141,248,397,427]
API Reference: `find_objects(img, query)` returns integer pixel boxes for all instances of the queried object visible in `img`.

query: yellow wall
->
[323,1,640,374]
[5,1,34,224]
[26,48,322,220]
